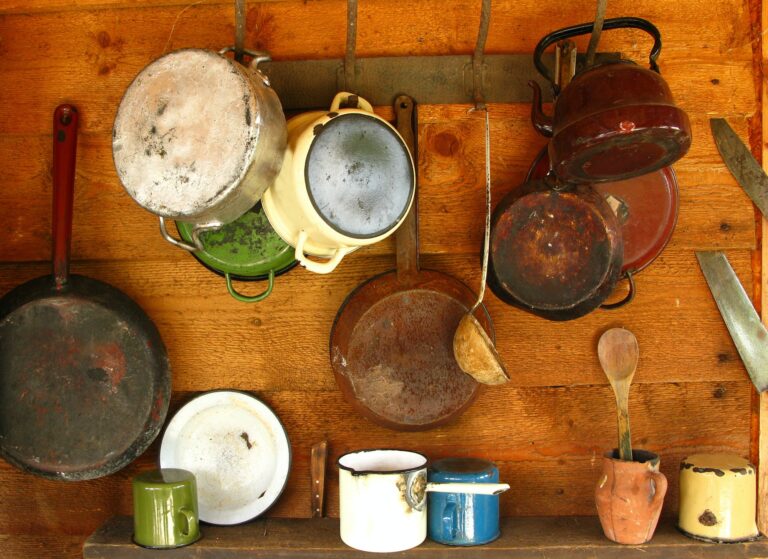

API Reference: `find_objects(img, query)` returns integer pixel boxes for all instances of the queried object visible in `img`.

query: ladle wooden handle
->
[52,104,79,290]
[614,385,633,462]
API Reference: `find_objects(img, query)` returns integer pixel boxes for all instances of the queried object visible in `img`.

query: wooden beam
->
[82,515,768,558]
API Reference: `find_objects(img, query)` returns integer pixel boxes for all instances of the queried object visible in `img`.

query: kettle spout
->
[529,80,553,137]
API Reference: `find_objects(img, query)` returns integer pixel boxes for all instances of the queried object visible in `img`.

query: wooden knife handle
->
[310,441,328,518]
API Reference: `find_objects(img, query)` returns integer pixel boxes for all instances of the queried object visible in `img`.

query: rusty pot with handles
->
[112,47,287,252]
[529,17,692,184]
[488,173,623,321]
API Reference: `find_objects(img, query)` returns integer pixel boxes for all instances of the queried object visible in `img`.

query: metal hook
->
[234,0,246,63]
[471,0,492,109]
[344,0,358,93]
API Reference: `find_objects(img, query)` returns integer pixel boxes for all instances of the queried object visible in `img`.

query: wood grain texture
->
[83,516,768,559]
[757,0,767,537]
[0,0,760,557]
[0,248,755,390]
[0,380,751,536]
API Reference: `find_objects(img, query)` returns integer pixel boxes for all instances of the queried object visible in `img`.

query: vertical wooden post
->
[758,0,768,536]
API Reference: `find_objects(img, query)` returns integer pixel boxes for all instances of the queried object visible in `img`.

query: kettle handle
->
[533,17,662,94]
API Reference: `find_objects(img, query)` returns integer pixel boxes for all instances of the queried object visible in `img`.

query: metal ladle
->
[453,109,509,385]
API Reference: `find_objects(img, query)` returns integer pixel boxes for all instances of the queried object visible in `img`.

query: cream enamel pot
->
[338,450,509,553]
[261,92,415,274]
[113,47,287,252]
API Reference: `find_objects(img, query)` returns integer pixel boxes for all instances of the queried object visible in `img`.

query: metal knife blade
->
[696,251,768,392]
[710,118,768,218]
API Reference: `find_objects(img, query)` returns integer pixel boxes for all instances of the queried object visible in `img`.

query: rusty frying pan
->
[329,96,494,431]
[0,105,171,480]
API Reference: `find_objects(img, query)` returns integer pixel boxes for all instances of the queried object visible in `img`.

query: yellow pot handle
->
[295,230,352,274]
[330,92,374,113]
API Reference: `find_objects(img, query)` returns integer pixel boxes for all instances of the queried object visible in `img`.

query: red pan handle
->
[52,104,79,290]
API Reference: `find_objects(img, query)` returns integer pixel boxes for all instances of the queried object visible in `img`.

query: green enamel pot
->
[176,203,297,303]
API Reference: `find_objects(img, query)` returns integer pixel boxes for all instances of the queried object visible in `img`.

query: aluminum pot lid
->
[113,48,266,219]
[159,390,291,525]
[305,113,414,238]
[176,203,296,279]
[527,148,678,274]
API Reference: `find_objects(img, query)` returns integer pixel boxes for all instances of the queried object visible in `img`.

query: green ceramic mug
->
[132,468,201,549]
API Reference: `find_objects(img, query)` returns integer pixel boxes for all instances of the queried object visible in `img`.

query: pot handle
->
[426,482,510,495]
[295,230,353,274]
[219,46,273,85]
[600,270,636,310]
[225,270,275,303]
[159,217,222,253]
[330,92,374,113]
[442,499,458,540]
[649,470,668,510]
[533,17,662,93]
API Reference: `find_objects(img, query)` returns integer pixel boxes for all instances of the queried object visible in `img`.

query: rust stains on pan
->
[329,96,493,431]
[0,105,171,481]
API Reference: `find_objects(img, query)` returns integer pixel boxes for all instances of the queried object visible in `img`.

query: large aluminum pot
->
[112,47,287,251]
[262,92,415,274]
[529,17,691,183]
[338,450,508,553]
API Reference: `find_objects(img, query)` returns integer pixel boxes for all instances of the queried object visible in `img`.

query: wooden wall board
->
[0,107,756,264]
[0,379,751,536]
[0,0,761,557]
[0,247,755,390]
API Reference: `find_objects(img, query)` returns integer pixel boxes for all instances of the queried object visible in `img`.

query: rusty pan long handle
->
[395,95,419,283]
[52,104,79,291]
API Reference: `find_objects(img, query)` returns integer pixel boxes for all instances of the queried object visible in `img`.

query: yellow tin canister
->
[678,454,759,543]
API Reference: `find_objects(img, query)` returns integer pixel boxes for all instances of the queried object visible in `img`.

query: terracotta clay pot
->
[595,449,667,544]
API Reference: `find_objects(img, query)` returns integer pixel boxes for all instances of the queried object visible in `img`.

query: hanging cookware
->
[488,173,623,321]
[527,148,678,307]
[529,17,691,183]
[262,92,415,274]
[330,96,494,430]
[175,203,297,303]
[0,105,171,480]
[112,47,287,251]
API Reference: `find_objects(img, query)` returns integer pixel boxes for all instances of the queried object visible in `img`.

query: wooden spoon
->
[597,328,639,461]
[453,109,509,385]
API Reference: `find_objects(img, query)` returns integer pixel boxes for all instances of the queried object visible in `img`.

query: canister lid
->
[134,468,195,485]
[176,203,296,279]
[430,458,496,476]
[113,48,264,219]
[305,113,414,238]
[681,454,755,475]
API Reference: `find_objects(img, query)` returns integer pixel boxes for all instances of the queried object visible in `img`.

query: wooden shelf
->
[83,516,768,558]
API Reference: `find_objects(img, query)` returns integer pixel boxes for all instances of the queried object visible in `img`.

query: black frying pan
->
[0,105,171,480]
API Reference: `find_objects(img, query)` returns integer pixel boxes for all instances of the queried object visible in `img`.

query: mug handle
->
[649,471,668,510]
[441,499,458,540]
[226,270,275,303]
[330,92,374,113]
[533,17,662,93]
[177,507,197,537]
[295,230,353,274]
[426,482,510,495]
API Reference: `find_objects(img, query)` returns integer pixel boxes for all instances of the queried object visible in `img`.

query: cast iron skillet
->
[329,96,494,431]
[0,105,171,480]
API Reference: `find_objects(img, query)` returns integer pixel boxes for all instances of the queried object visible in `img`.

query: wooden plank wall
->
[0,0,760,556]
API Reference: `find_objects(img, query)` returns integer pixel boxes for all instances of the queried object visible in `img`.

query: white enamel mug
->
[338,449,509,553]
[261,92,415,274]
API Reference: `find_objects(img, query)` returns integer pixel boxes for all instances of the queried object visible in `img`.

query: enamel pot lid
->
[176,203,297,280]
[526,148,678,275]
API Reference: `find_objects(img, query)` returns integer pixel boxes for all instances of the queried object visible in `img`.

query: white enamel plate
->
[159,391,291,525]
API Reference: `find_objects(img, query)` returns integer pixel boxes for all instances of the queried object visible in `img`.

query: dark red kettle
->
[530,17,692,183]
